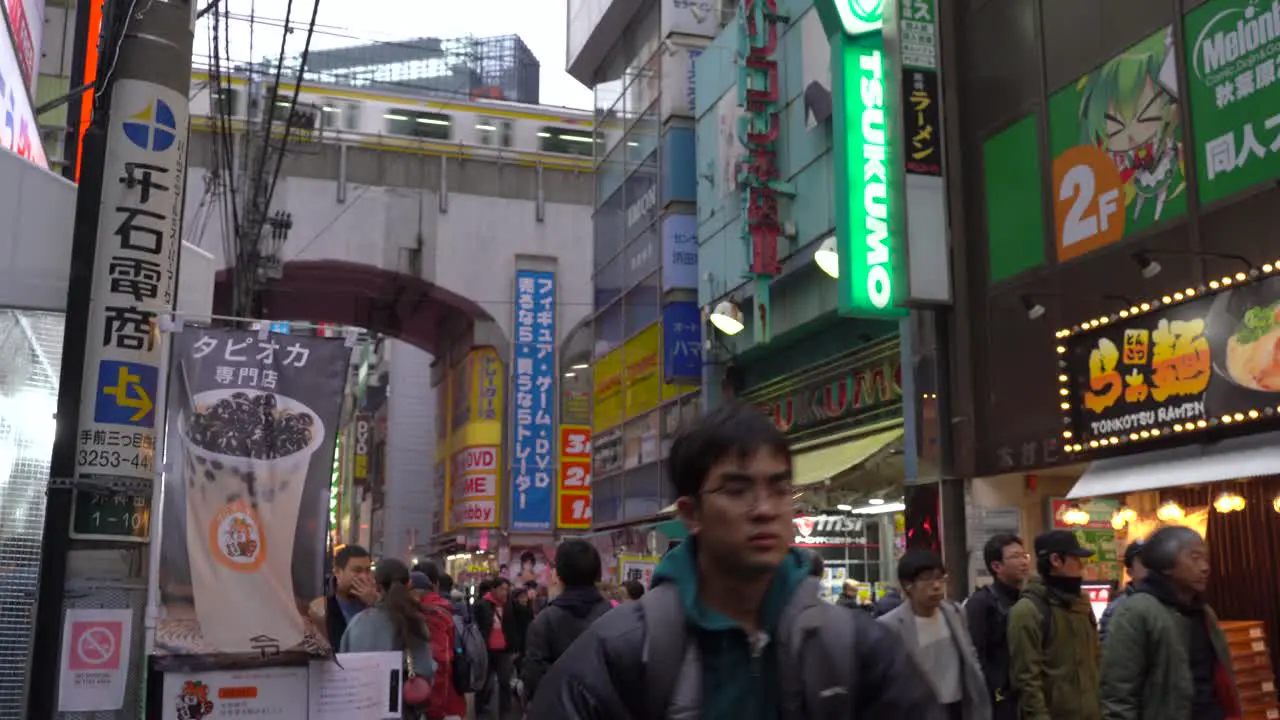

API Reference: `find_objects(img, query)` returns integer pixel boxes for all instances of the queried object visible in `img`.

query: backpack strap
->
[640,583,695,720]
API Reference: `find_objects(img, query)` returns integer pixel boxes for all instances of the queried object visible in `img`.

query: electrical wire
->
[95,0,141,99]
[249,0,296,225]
[262,0,321,216]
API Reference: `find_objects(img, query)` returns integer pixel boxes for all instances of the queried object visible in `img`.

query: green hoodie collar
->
[651,538,812,633]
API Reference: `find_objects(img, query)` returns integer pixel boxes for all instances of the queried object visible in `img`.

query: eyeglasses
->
[702,479,794,509]
[912,573,950,586]
[1002,552,1031,562]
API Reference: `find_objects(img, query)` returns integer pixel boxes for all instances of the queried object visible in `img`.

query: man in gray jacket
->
[879,550,991,720]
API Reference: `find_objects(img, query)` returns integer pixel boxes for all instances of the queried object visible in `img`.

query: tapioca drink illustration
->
[182,389,324,651]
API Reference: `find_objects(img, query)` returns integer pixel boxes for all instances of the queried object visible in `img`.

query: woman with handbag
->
[341,558,436,718]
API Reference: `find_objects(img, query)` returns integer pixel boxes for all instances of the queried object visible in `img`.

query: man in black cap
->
[1008,530,1102,720]
[1098,539,1145,643]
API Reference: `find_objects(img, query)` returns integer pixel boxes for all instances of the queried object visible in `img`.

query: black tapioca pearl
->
[204,469,216,482]
[211,460,224,471]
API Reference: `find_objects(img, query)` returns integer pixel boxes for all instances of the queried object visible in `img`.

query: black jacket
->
[872,588,902,618]
[527,580,933,719]
[965,580,1021,720]
[520,587,613,700]
[473,596,509,654]
[505,600,533,657]
[325,594,350,650]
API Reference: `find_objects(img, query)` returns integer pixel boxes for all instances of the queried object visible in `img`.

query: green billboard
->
[1046,26,1186,263]
[1185,0,1280,206]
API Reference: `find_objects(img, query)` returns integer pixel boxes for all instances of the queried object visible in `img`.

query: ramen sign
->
[1061,272,1280,450]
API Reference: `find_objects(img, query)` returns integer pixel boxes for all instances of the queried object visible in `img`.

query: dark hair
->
[492,577,512,590]
[622,580,646,601]
[520,551,537,567]
[419,560,442,589]
[554,539,602,588]
[477,579,493,598]
[897,549,946,584]
[809,551,825,578]
[1123,540,1145,570]
[334,544,370,570]
[668,401,791,497]
[983,533,1024,575]
[437,574,454,593]
[1141,526,1203,574]
[374,558,428,648]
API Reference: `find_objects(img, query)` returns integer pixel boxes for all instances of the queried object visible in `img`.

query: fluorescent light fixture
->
[836,504,853,511]
[417,117,451,126]
[563,372,576,378]
[848,502,906,515]
[868,498,885,505]
[537,132,551,138]
[476,124,497,131]
[571,363,589,369]
[561,134,593,143]
[815,235,839,278]
[709,300,745,336]
[322,106,338,113]
[383,114,408,121]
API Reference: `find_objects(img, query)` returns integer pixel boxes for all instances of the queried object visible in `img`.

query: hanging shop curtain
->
[1068,432,1280,499]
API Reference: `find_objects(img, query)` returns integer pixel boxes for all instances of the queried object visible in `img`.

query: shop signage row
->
[592,320,692,432]
[443,348,505,531]
[1061,260,1280,452]
[558,425,592,529]
[510,269,558,531]
[743,338,903,440]
[352,412,371,483]
[662,214,698,292]
[662,301,702,383]
[740,0,784,277]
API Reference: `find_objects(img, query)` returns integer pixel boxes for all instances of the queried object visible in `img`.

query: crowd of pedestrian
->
[314,402,1240,720]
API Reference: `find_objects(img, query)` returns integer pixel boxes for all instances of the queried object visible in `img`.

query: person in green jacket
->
[1008,530,1101,720]
[1100,526,1242,720]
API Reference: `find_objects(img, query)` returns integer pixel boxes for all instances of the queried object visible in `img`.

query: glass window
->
[538,126,595,156]
[623,226,659,290]
[267,86,292,123]
[621,461,663,521]
[594,301,624,357]
[500,120,514,148]
[595,187,625,269]
[596,144,625,209]
[344,101,361,131]
[626,106,660,172]
[623,282,660,337]
[595,254,624,311]
[384,108,452,140]
[212,87,240,117]
[593,474,622,525]
[319,97,343,129]
[477,116,513,147]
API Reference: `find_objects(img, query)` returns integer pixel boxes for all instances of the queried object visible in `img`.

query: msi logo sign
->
[793,515,862,544]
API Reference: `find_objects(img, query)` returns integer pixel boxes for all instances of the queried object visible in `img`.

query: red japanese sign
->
[557,425,592,529]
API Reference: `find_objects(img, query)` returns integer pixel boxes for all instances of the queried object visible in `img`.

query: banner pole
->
[143,325,177,657]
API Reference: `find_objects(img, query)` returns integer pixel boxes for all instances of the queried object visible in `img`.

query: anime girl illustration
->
[1076,27,1184,224]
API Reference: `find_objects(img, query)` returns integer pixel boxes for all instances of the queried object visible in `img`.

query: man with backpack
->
[1008,530,1101,720]
[527,402,934,719]
[965,533,1030,720]
[520,539,613,701]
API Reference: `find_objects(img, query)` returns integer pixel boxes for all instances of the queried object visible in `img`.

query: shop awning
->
[793,427,904,488]
[1068,432,1280,499]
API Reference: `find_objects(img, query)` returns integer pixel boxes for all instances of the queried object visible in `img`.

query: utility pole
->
[30,0,194,717]
[233,77,291,317]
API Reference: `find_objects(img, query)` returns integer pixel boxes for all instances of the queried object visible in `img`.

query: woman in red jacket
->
[411,567,466,720]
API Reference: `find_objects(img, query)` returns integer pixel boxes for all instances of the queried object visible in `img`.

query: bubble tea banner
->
[156,327,349,656]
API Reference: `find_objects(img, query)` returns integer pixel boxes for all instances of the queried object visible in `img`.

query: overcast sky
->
[196,0,594,109]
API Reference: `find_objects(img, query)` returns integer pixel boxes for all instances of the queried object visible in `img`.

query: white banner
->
[76,79,189,480]
[660,0,719,38]
[0,0,45,167]
[659,39,708,121]
[57,609,133,713]
[160,666,309,720]
[3,0,44,94]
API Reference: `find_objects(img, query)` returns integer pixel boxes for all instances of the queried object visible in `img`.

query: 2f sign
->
[1054,145,1126,262]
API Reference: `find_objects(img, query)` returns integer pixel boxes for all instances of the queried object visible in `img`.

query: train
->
[187,68,598,171]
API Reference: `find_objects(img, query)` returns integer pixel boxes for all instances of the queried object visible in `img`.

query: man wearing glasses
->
[527,402,934,719]
[879,550,991,720]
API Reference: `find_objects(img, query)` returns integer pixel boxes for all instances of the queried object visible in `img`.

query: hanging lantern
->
[1062,504,1091,526]
[1214,492,1246,514]
[1157,500,1186,523]
[1110,506,1138,530]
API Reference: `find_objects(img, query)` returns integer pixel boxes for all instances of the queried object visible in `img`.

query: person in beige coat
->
[879,549,992,720]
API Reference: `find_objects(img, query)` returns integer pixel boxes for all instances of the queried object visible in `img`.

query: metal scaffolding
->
[290,34,541,104]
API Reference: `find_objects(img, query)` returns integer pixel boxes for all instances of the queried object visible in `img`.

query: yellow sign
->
[102,364,153,421]
[594,349,624,432]
[624,324,662,417]
[444,347,505,531]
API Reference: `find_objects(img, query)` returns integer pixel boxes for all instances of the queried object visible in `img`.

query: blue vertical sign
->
[511,269,557,531]
[662,301,703,383]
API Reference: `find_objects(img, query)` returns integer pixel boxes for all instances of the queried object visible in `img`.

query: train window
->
[384,108,452,141]
[475,117,514,148]
[538,126,594,157]
[344,101,361,131]
[319,98,342,129]
[211,87,240,117]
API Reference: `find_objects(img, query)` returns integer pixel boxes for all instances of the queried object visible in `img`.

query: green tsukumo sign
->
[816,0,907,319]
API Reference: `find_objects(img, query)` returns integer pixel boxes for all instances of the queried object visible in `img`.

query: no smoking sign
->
[67,621,123,671]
